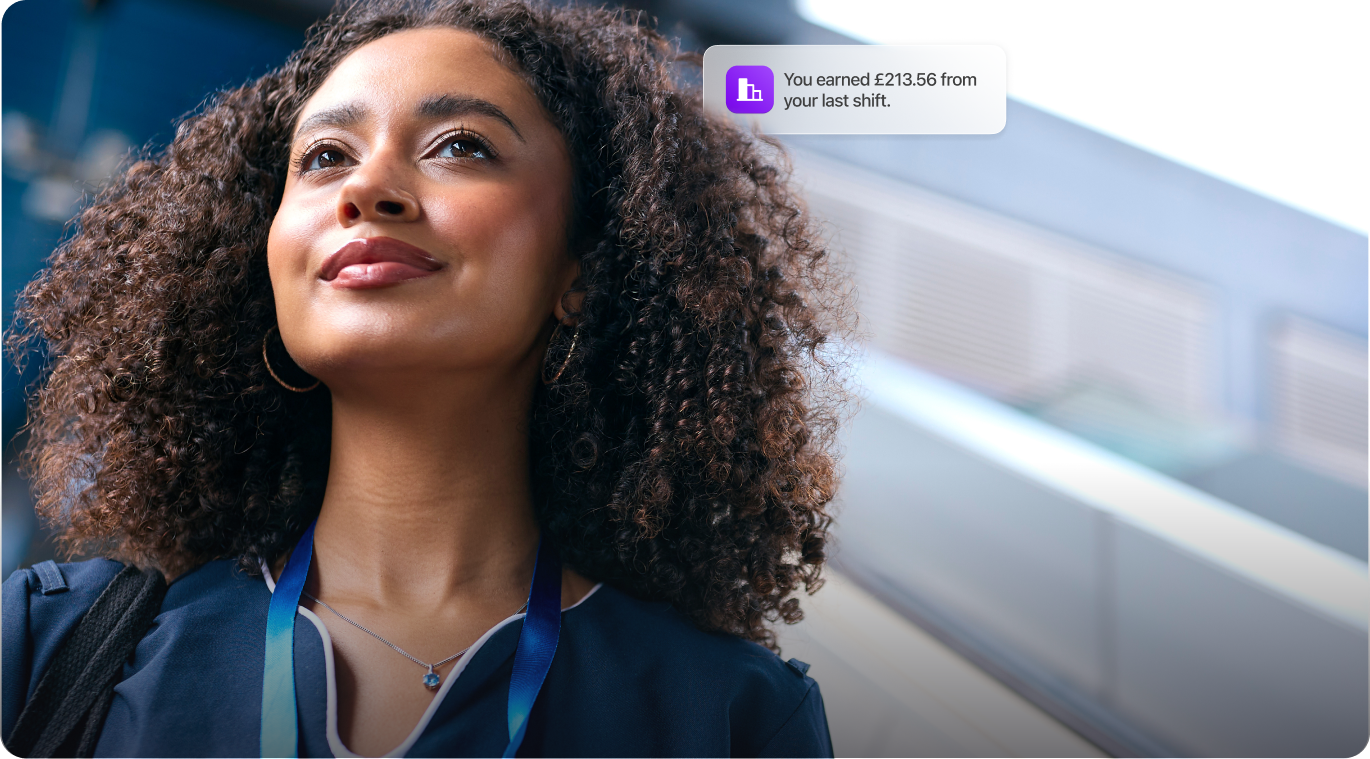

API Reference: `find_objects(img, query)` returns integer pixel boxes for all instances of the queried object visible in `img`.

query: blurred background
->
[2,0,1365,756]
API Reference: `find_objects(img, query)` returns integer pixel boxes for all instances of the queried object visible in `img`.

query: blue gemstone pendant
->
[423,670,441,689]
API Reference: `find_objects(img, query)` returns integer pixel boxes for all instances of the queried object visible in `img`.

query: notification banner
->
[702,45,1005,134]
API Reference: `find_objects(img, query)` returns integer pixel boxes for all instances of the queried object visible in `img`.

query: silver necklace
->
[302,591,526,689]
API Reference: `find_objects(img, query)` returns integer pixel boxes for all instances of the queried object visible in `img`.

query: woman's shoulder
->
[575,582,806,675]
[4,556,126,600]
[3,556,263,634]
[1,557,264,740]
[3,558,128,656]
[2,556,260,646]
[3,558,127,741]
[560,582,834,756]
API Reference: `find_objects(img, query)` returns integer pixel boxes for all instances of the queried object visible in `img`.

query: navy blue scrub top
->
[2,558,834,757]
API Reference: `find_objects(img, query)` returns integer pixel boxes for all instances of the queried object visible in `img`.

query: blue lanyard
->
[260,520,563,758]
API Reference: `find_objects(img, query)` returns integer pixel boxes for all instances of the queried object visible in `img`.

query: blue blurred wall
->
[2,0,304,568]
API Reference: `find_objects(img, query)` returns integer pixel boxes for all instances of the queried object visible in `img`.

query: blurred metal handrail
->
[859,348,1369,632]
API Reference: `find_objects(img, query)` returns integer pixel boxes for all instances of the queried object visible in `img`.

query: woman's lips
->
[319,237,445,289]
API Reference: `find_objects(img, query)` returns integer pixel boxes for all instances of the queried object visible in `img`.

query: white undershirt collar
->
[261,559,602,757]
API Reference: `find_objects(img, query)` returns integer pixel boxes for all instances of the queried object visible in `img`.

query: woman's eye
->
[439,136,491,160]
[302,147,351,172]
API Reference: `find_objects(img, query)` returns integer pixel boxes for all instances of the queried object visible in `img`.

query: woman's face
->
[267,27,577,393]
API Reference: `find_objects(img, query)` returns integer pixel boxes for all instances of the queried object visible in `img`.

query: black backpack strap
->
[7,564,168,758]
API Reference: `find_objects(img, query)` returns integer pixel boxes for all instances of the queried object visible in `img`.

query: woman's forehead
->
[294,27,539,137]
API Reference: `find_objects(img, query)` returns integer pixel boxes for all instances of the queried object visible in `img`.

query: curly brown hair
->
[7,0,851,649]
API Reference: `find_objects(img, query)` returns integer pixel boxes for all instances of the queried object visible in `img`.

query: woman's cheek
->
[492,184,570,259]
[265,206,322,332]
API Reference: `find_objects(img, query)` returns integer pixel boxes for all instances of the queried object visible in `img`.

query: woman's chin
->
[292,338,503,389]
[297,348,424,381]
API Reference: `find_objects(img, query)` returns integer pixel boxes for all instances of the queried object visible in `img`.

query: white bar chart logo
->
[737,78,765,101]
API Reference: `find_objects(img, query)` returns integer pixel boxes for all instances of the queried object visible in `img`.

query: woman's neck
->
[309,372,541,611]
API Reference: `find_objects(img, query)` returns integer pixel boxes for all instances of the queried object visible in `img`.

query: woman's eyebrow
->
[292,94,525,145]
[292,102,367,144]
[417,94,525,142]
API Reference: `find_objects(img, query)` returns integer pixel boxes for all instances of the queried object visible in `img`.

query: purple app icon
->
[725,65,774,114]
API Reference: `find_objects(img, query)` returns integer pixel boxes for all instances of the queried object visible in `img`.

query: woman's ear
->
[552,259,583,324]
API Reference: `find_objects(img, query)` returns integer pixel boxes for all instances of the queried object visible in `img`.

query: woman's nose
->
[336,159,420,225]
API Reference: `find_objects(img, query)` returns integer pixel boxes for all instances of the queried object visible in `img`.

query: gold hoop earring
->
[263,325,320,393]
[541,321,579,385]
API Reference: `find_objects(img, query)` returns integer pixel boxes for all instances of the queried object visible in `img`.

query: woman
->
[3,0,849,756]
